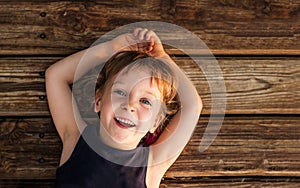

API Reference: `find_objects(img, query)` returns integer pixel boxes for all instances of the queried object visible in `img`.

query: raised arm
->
[134,28,202,166]
[154,53,202,156]
[45,33,138,142]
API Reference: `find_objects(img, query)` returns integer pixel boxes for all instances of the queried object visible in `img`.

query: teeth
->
[116,117,135,127]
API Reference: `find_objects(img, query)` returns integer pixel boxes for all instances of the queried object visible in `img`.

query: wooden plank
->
[0,57,54,116]
[0,57,299,116]
[172,0,300,55]
[0,116,299,179]
[1,177,300,188]
[160,177,300,188]
[0,180,55,188]
[0,1,299,55]
[166,116,300,177]
[0,118,61,179]
[176,56,300,114]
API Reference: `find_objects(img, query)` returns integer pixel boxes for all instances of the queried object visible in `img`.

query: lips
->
[114,117,136,128]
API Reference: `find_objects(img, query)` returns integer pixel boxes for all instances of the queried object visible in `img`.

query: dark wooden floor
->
[0,0,299,187]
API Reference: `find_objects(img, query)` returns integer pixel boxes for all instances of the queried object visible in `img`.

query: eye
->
[114,89,126,97]
[140,98,152,106]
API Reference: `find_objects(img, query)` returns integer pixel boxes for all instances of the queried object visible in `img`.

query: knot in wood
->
[263,159,269,165]
[0,119,17,136]
[218,159,224,165]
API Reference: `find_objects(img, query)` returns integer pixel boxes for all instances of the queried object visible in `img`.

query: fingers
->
[134,28,149,41]
[133,28,159,42]
[133,28,160,53]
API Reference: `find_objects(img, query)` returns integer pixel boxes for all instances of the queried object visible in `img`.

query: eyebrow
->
[144,90,160,99]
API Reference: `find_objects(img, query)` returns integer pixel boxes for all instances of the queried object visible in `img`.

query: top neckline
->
[82,125,149,167]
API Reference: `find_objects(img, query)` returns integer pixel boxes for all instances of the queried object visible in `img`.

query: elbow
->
[195,100,202,117]
[182,95,203,117]
[45,65,56,84]
[45,63,56,78]
[45,66,53,82]
[198,96,203,114]
[45,63,63,81]
[45,64,62,86]
[192,95,203,117]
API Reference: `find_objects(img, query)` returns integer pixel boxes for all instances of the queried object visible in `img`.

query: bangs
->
[122,58,178,115]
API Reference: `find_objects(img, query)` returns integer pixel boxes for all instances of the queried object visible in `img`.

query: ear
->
[149,113,165,133]
[94,95,102,113]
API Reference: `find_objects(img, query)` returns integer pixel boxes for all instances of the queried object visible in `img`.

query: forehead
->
[112,68,162,97]
[117,67,151,81]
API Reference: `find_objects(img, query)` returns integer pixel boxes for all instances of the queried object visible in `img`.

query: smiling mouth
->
[114,117,136,128]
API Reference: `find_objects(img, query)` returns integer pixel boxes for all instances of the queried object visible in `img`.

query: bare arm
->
[134,29,202,168]
[46,34,138,142]
[133,29,202,186]
[46,42,110,142]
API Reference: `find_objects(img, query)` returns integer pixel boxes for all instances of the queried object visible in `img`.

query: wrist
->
[156,53,174,65]
[105,40,119,54]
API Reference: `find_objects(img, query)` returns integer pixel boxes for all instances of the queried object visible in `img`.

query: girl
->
[46,28,202,188]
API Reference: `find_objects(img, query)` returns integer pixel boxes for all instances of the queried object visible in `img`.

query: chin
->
[111,134,142,149]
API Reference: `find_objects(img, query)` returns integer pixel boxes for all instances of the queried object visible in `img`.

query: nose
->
[121,100,136,112]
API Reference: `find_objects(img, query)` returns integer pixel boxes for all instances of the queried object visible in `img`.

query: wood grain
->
[1,57,299,116]
[0,116,299,179]
[0,0,299,55]
[0,57,54,116]
[160,177,300,188]
[0,118,61,179]
[1,177,300,188]
[1,0,299,186]
[166,116,300,177]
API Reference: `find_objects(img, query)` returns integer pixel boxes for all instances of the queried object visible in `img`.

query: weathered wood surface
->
[167,116,300,177]
[2,177,300,188]
[0,116,299,179]
[1,57,299,116]
[0,180,55,188]
[0,0,299,55]
[0,118,61,179]
[0,57,52,116]
[1,0,299,187]
[160,177,300,188]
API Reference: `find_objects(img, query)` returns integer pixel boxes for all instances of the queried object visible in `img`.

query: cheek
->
[99,96,114,117]
[111,97,124,109]
[138,108,157,124]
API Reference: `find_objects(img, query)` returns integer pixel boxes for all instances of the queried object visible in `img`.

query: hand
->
[110,28,169,58]
[133,28,167,58]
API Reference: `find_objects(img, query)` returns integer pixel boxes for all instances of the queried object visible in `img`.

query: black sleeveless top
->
[56,125,149,188]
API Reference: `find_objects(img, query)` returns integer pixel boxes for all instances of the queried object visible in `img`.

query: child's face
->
[95,67,164,149]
